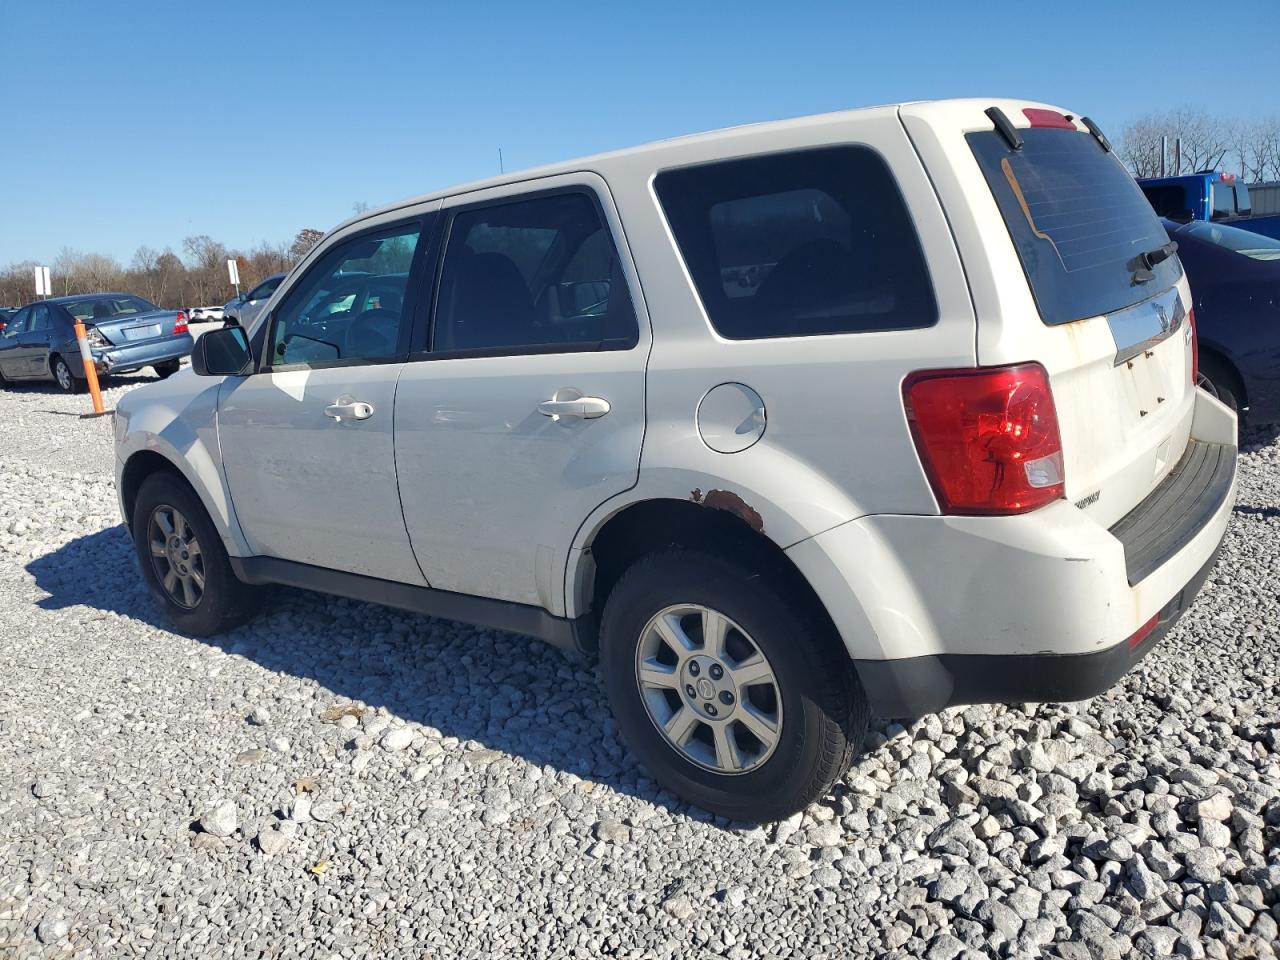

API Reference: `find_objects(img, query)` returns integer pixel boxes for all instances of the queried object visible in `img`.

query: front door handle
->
[537,392,610,421]
[324,396,374,421]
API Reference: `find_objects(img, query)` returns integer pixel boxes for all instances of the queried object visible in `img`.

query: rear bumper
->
[786,388,1238,719]
[93,334,194,373]
[852,534,1223,718]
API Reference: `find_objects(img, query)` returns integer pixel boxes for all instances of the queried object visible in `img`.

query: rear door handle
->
[537,393,610,420]
[324,397,374,421]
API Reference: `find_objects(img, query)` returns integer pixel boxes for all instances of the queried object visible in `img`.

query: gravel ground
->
[1,377,1277,959]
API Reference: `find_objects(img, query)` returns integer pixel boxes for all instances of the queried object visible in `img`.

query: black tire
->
[51,355,87,394]
[599,548,868,822]
[153,359,182,379]
[1197,355,1240,414]
[132,472,263,636]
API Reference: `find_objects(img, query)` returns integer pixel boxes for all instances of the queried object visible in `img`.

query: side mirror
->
[191,325,252,377]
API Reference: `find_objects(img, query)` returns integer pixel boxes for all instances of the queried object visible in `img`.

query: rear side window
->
[968,128,1181,326]
[655,146,937,340]
[433,191,638,354]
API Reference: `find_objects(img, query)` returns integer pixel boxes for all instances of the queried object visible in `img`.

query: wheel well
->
[1199,346,1247,408]
[581,498,837,652]
[120,452,186,532]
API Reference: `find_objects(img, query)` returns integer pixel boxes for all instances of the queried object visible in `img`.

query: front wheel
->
[599,548,868,821]
[132,472,263,636]
[153,359,181,379]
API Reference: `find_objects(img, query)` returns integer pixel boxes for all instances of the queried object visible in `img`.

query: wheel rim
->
[1196,372,1218,399]
[55,360,71,390]
[635,603,783,775]
[147,505,205,609]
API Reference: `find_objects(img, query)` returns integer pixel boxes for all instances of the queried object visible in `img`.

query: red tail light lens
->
[1127,613,1159,650]
[1187,308,1198,386]
[903,363,1065,515]
[173,311,188,335]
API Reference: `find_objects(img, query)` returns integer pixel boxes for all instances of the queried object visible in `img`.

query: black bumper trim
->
[1108,438,1235,586]
[853,535,1223,720]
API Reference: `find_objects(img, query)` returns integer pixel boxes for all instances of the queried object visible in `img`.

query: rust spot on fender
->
[689,488,764,533]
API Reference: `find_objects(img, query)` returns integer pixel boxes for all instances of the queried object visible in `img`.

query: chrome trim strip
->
[1108,287,1184,366]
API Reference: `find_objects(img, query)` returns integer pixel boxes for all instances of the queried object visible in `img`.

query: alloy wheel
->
[54,359,72,391]
[147,505,205,609]
[635,603,783,775]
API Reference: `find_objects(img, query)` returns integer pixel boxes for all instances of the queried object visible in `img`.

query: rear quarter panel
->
[564,107,977,616]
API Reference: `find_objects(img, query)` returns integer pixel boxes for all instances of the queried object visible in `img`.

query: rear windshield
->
[968,128,1181,326]
[64,295,158,321]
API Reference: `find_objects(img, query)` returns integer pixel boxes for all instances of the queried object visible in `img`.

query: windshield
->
[968,127,1181,325]
[64,295,158,321]
[1181,220,1280,261]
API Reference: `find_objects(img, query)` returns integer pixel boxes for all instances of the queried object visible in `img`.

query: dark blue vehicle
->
[1163,218,1280,424]
[0,293,193,392]
[1141,172,1280,240]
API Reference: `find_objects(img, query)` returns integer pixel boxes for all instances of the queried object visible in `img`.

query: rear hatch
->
[903,101,1196,529]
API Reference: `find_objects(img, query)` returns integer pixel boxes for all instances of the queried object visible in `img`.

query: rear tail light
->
[1187,308,1198,386]
[173,311,188,335]
[85,326,108,347]
[903,362,1065,515]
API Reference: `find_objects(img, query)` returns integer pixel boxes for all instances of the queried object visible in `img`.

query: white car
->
[113,99,1237,821]
[187,305,224,323]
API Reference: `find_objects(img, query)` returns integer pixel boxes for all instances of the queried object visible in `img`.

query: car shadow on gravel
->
[26,524,708,817]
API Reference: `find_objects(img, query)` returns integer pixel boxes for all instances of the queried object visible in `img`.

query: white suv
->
[114,99,1237,821]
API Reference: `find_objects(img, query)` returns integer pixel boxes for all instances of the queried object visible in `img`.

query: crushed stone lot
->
[1,374,1278,960]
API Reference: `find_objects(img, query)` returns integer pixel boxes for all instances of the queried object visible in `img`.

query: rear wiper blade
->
[1141,241,1178,269]
[1131,240,1178,284]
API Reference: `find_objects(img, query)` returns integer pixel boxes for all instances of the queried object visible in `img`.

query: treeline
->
[1118,107,1280,181]
[0,228,325,310]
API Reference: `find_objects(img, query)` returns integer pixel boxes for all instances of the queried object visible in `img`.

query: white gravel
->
[1,377,1277,959]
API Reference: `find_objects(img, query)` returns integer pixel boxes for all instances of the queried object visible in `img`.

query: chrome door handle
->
[537,394,610,421]
[323,397,374,421]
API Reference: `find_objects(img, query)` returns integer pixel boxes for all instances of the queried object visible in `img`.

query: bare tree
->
[1118,115,1168,178]
[289,228,325,260]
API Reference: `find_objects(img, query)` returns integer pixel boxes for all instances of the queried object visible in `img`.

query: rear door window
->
[968,128,1181,325]
[432,191,638,354]
[654,146,937,339]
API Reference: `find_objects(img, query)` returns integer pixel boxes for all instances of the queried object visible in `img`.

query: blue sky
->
[2,0,1277,266]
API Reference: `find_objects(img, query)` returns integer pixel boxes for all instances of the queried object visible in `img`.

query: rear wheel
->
[132,472,263,636]
[51,355,86,394]
[600,548,868,821]
[1197,355,1241,415]
[154,359,181,379]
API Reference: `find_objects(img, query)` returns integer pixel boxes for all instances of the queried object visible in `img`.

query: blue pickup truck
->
[1138,172,1280,240]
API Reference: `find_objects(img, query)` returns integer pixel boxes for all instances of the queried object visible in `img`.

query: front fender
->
[115,377,250,557]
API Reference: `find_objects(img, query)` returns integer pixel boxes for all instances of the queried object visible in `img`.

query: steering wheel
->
[343,309,400,359]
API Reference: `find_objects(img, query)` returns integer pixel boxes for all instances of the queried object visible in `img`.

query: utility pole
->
[499,147,504,174]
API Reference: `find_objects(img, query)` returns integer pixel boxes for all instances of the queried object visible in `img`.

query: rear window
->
[968,128,1181,326]
[1212,182,1237,219]
[64,296,158,321]
[654,146,937,340]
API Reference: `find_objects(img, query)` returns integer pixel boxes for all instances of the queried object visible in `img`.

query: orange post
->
[72,320,106,416]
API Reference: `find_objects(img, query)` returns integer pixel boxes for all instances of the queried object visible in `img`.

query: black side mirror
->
[192,326,252,377]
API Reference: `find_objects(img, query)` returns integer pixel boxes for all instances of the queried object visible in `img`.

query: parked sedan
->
[223,273,286,328]
[1164,219,1280,423]
[0,294,194,392]
[0,308,13,332]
